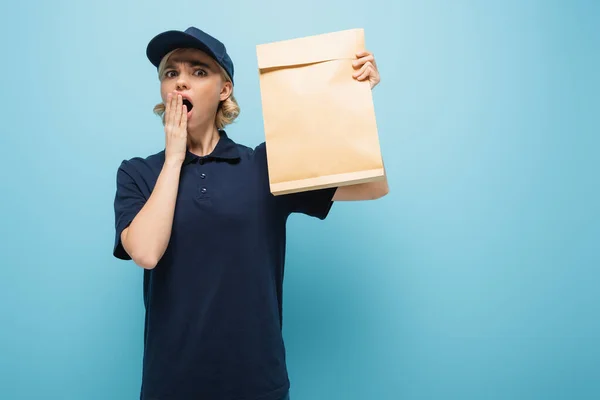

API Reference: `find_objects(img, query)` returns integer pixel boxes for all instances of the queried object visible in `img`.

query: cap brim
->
[146,30,218,68]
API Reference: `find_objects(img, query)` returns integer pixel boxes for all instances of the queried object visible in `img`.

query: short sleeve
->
[113,161,148,260]
[253,141,337,220]
[280,186,338,220]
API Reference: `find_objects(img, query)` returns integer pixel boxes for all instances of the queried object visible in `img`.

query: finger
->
[353,61,373,79]
[180,104,187,129]
[168,92,177,127]
[174,94,182,126]
[355,49,371,58]
[353,54,375,69]
[165,93,173,126]
[356,64,375,81]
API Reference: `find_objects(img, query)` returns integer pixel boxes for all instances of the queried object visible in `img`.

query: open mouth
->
[182,98,193,111]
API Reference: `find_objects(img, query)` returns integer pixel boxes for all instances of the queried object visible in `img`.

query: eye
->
[164,70,177,78]
[194,69,207,77]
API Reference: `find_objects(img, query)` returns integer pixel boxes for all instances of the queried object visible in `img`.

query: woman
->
[113,26,388,400]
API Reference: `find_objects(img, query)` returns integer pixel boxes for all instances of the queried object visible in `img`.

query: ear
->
[220,81,233,102]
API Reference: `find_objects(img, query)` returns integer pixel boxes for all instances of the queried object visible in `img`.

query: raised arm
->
[119,93,188,269]
[332,50,389,202]
[121,160,182,269]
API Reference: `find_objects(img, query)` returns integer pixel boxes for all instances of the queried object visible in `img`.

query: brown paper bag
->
[256,28,385,196]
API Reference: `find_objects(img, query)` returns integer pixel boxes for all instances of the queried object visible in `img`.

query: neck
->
[187,122,221,157]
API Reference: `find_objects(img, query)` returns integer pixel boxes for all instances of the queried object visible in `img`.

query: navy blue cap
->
[146,27,234,85]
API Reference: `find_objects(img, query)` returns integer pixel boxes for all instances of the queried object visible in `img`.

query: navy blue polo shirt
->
[112,130,336,400]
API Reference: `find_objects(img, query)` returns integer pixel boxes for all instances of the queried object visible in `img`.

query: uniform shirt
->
[113,130,336,400]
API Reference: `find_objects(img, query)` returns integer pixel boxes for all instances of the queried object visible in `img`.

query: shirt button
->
[201,187,207,194]
[200,173,206,179]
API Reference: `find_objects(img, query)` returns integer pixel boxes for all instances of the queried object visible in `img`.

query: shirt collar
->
[182,130,241,165]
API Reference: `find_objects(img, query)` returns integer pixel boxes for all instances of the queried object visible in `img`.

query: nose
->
[175,74,189,90]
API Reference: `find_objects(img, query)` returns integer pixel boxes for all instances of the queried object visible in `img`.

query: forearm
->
[332,163,389,201]
[333,177,388,201]
[122,160,182,269]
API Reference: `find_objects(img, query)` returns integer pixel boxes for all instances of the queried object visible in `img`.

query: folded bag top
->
[256,28,364,70]
[256,28,384,196]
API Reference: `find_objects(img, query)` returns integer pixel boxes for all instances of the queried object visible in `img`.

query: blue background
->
[1,0,599,399]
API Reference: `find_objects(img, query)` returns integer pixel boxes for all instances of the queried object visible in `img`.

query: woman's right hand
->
[164,92,188,165]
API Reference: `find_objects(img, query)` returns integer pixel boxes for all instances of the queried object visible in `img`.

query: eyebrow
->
[165,58,214,70]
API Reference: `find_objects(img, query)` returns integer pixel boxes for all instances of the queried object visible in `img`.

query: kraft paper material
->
[256,28,385,196]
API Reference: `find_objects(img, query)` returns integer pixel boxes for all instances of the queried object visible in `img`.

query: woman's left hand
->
[352,50,380,89]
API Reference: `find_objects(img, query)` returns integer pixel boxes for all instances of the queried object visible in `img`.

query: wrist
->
[163,158,183,169]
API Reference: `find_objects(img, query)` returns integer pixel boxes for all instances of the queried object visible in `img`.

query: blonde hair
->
[152,48,240,129]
